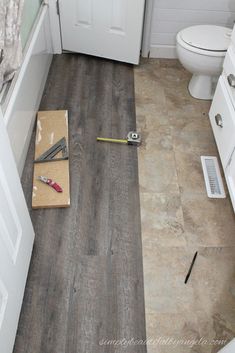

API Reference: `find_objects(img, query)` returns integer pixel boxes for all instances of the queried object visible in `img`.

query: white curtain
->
[0,0,25,91]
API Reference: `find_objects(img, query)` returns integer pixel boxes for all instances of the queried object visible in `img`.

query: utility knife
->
[38,176,63,193]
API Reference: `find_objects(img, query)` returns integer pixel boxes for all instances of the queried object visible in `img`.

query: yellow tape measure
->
[97,137,128,144]
[97,131,141,146]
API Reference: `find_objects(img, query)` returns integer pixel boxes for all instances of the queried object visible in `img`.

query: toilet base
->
[188,74,219,100]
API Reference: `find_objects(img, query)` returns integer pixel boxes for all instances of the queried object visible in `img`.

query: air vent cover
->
[201,156,226,198]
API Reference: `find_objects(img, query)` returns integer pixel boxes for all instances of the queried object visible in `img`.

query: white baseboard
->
[150,45,177,59]
[3,5,53,176]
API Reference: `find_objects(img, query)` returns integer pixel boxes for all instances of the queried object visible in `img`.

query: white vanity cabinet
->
[226,154,235,207]
[209,76,235,169]
[232,27,235,47]
[209,26,235,210]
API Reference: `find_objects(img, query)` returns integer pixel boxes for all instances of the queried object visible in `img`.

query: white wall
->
[150,0,235,58]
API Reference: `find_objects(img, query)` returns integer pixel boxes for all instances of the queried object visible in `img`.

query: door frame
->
[48,0,153,60]
[48,0,62,54]
[141,0,154,57]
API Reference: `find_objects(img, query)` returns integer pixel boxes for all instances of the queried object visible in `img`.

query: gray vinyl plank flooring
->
[14,54,146,353]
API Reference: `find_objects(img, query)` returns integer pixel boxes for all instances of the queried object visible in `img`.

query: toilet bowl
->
[176,25,231,100]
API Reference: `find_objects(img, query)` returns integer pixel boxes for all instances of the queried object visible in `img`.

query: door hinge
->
[56,0,60,16]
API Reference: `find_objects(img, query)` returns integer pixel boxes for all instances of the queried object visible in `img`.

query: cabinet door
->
[223,47,235,107]
[226,148,235,211]
[209,76,235,169]
[232,24,235,48]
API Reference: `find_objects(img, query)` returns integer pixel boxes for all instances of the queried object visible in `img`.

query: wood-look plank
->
[15,54,146,353]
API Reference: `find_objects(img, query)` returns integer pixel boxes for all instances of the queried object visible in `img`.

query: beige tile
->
[134,72,167,108]
[181,193,235,247]
[135,58,235,353]
[172,119,216,153]
[136,103,163,118]
[168,109,211,129]
[159,59,185,69]
[141,125,173,152]
[196,310,235,353]
[164,86,196,113]
[145,113,169,129]
[192,248,235,316]
[155,67,190,91]
[146,311,232,353]
[143,246,197,314]
[138,149,179,193]
[136,105,169,128]
[146,312,202,353]
[165,86,211,116]
[174,149,218,195]
[138,124,176,195]
[135,58,161,72]
[140,192,186,247]
[136,114,147,132]
[168,100,211,119]
[194,99,212,114]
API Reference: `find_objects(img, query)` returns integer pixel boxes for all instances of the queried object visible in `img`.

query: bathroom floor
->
[134,59,235,353]
[15,54,146,353]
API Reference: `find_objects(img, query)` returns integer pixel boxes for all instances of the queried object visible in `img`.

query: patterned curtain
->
[0,0,25,91]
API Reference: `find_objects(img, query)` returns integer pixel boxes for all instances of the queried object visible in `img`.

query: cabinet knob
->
[215,114,223,128]
[227,74,235,88]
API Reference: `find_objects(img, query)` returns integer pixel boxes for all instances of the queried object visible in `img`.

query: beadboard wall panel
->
[150,0,235,58]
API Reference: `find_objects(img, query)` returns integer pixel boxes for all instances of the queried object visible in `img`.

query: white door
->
[59,0,146,64]
[0,110,35,353]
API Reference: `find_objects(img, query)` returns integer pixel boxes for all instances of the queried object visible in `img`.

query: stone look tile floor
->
[134,59,235,353]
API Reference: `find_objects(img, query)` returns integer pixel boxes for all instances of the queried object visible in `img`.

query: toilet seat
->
[178,25,231,57]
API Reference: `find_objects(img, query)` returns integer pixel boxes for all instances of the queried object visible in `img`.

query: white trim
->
[2,5,53,175]
[0,280,8,331]
[2,5,48,116]
[150,45,177,59]
[48,0,62,53]
[141,0,154,57]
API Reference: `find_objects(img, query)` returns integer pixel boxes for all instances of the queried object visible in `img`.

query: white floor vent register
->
[201,156,226,198]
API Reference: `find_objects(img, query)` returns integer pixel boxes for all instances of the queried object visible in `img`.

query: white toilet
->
[176,25,232,100]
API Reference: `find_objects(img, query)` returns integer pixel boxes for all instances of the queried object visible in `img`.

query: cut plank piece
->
[32,110,70,209]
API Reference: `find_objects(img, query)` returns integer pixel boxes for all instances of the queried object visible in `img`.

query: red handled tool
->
[38,176,63,193]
